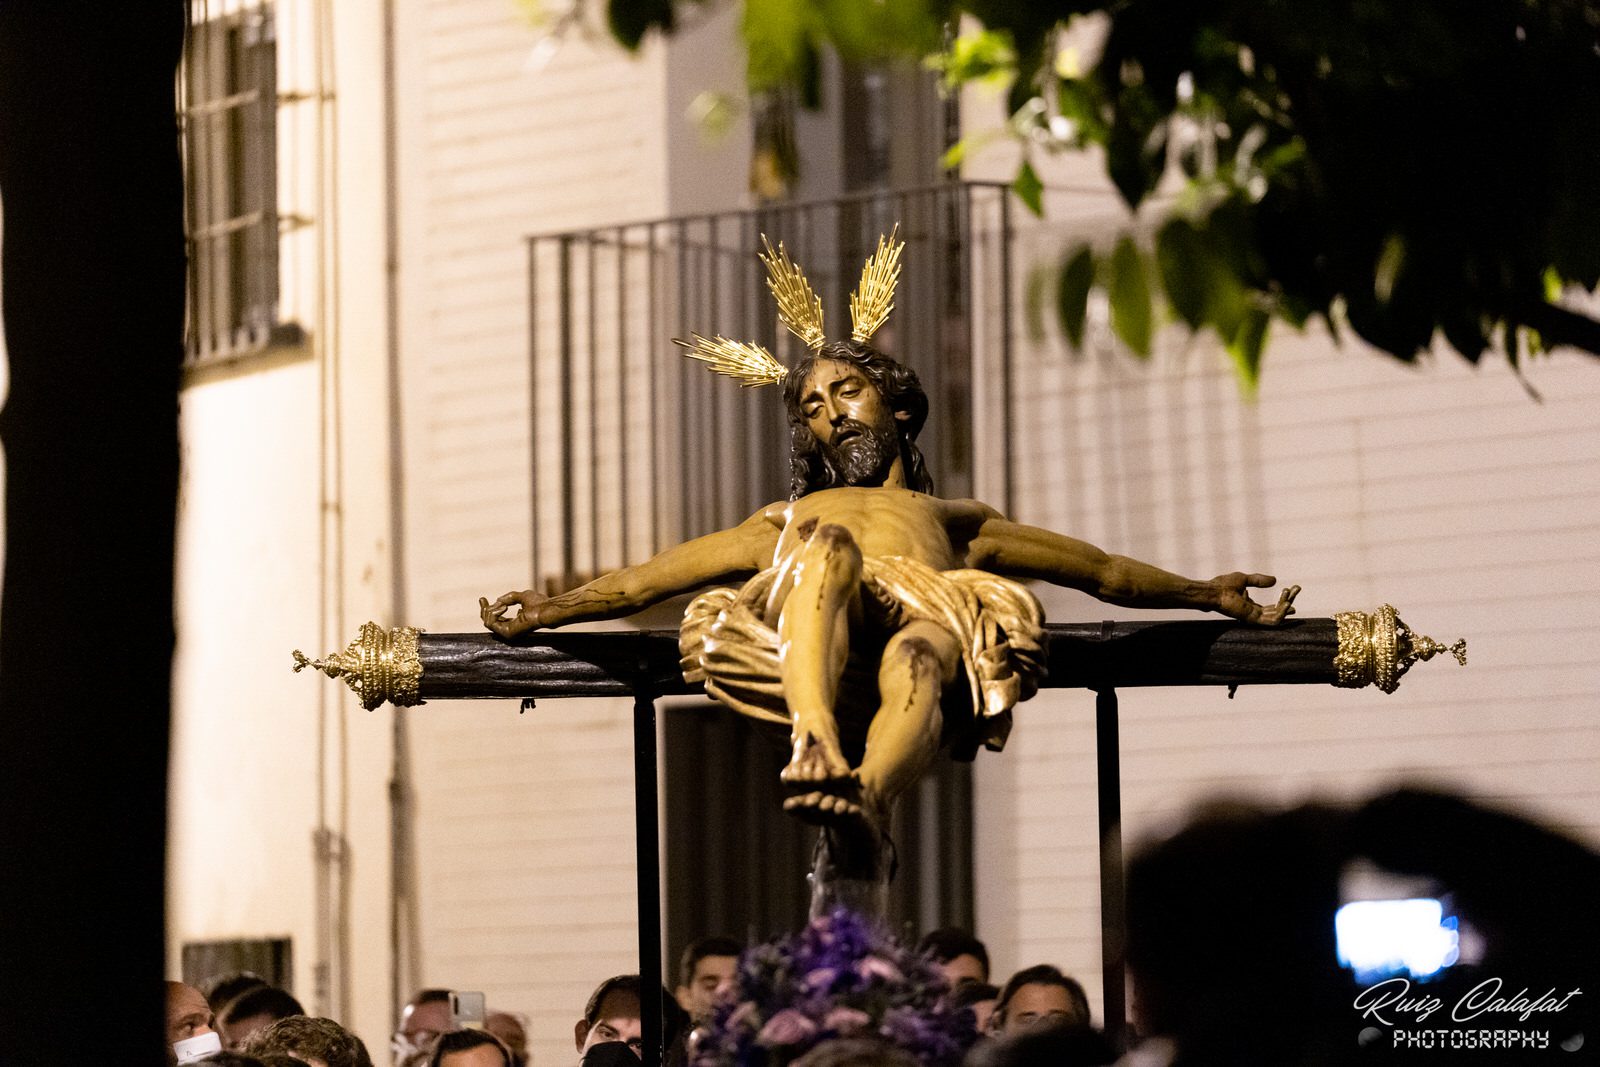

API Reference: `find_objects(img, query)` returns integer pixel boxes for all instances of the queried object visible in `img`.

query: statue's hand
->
[480,590,548,638]
[1213,573,1300,626]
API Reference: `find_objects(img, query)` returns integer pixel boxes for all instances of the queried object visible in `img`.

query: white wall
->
[956,60,1600,1024]
[395,0,671,632]
[664,3,755,217]
[170,356,319,998]
[167,5,1600,1058]
[393,6,677,1067]
[967,207,1600,1024]
[169,0,396,1054]
[171,2,763,1060]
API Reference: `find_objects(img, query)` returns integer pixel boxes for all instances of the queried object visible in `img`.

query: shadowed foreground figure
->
[1124,788,1600,1066]
[484,235,1297,886]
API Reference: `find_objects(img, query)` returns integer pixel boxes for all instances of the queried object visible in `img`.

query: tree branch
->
[1513,301,1600,359]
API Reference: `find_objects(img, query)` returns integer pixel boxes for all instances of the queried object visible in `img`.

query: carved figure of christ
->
[482,355,1298,842]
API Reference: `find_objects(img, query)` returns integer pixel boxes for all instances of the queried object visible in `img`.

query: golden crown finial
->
[671,333,788,387]
[758,235,826,350]
[850,223,903,343]
[1333,604,1467,694]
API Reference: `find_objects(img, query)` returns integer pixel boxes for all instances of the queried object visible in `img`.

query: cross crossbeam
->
[292,608,1463,1059]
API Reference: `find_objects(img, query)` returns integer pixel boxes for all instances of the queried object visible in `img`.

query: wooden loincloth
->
[679,554,1047,756]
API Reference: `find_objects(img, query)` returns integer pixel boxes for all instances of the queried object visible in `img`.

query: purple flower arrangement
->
[691,909,975,1067]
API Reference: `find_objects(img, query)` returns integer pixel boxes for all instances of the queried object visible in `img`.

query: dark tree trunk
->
[0,4,186,1064]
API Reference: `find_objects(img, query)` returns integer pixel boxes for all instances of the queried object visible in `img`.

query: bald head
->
[166,981,215,1045]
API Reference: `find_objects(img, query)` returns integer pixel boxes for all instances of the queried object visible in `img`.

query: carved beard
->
[820,418,900,487]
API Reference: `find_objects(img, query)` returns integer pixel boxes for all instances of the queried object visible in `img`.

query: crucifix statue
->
[481,229,1299,894]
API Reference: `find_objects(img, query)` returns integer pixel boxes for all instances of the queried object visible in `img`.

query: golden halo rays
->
[672,227,906,388]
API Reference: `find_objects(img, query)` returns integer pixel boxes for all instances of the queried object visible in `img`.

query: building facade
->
[165,2,1600,1062]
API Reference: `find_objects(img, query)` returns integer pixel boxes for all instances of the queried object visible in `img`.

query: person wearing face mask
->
[576,976,645,1064]
[575,975,689,1067]
[167,980,222,1064]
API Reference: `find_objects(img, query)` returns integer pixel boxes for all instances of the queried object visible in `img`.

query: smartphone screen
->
[451,990,487,1030]
[1336,898,1461,983]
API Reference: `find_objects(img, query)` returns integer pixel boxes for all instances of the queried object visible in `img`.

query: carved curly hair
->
[782,339,932,500]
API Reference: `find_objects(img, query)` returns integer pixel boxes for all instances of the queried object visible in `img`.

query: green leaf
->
[608,0,672,50]
[929,27,1016,92]
[1155,215,1252,341]
[1106,119,1148,210]
[1006,96,1048,137]
[1108,236,1153,357]
[1374,234,1406,304]
[686,91,740,143]
[937,127,1008,172]
[1057,245,1095,350]
[1106,85,1168,210]
[816,0,942,62]
[1226,307,1270,395]
[1056,78,1109,142]
[1543,266,1564,304]
[1277,294,1313,331]
[1007,27,1050,117]
[1204,267,1250,341]
[1012,160,1044,217]
[1025,264,1052,343]
[1439,308,1489,364]
[1205,196,1263,292]
[1155,219,1207,329]
[743,0,816,94]
[796,39,822,109]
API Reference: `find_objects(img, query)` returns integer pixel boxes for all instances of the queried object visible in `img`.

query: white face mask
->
[173,1030,223,1064]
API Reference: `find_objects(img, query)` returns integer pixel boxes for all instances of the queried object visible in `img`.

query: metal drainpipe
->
[380,0,418,1023]
[311,0,333,1019]
[313,0,352,1021]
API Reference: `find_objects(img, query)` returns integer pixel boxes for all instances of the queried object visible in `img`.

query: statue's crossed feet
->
[780,729,851,788]
[783,784,866,824]
[781,731,891,877]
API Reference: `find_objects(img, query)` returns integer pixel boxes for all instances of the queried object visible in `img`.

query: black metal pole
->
[1095,686,1126,1048]
[588,233,601,574]
[617,226,630,562]
[558,235,575,583]
[633,681,663,1067]
[997,190,1015,516]
[529,237,541,586]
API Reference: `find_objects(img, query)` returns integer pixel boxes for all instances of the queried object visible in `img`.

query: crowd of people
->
[167,926,1118,1067]
[167,787,1600,1067]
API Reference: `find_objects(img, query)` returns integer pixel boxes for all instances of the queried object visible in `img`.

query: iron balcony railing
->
[524,181,1016,591]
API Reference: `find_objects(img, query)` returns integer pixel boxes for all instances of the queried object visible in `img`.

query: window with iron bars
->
[181,3,299,366]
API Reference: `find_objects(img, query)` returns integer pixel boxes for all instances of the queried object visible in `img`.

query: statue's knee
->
[894,635,941,674]
[812,523,856,551]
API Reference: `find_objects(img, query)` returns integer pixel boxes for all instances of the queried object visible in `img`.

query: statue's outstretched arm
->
[480,506,782,637]
[969,517,1299,625]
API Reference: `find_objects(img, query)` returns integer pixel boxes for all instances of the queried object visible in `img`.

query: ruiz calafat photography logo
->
[1336,895,1589,1056]
[1352,976,1585,1054]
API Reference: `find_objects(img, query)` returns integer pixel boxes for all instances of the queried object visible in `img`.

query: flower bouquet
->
[691,909,975,1067]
